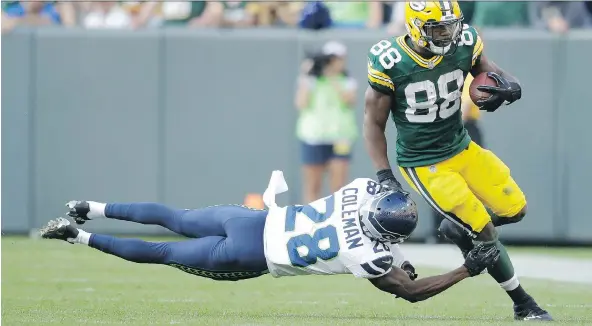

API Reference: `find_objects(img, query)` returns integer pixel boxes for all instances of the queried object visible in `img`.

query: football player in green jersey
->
[363,1,552,321]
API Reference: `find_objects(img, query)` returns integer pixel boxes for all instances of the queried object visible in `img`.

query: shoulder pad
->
[458,24,484,65]
[367,38,403,71]
[360,255,394,278]
[367,39,399,94]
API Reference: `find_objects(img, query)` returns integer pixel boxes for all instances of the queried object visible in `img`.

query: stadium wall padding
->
[2,28,591,243]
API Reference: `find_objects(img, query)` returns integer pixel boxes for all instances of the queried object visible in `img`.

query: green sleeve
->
[464,25,484,67]
[367,51,395,95]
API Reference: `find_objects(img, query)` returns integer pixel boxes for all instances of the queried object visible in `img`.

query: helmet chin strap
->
[427,42,451,55]
[417,32,450,56]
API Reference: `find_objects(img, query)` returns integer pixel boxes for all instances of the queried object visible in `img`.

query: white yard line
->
[400,244,592,284]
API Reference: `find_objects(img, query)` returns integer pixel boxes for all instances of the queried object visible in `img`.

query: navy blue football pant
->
[88,203,269,281]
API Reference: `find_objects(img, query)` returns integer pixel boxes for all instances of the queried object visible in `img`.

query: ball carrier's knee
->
[493,204,527,227]
[438,219,475,257]
[439,218,501,268]
[439,216,502,247]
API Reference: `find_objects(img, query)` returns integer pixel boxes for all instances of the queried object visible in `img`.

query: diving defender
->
[364,1,552,320]
[40,171,499,303]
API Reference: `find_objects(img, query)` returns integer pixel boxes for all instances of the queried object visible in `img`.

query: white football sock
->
[500,274,520,291]
[87,201,107,219]
[72,229,91,245]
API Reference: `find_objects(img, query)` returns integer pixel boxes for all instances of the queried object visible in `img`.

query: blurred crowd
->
[3,1,592,34]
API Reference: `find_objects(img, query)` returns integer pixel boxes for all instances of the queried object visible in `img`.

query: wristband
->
[377,169,396,183]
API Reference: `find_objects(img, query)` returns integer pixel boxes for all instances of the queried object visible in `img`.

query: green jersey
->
[367,24,484,167]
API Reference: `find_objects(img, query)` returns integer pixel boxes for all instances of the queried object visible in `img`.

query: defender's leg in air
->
[68,201,262,238]
[41,205,269,281]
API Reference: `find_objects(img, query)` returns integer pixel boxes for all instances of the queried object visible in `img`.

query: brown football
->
[469,72,497,104]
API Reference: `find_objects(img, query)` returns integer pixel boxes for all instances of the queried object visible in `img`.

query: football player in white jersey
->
[40,171,499,303]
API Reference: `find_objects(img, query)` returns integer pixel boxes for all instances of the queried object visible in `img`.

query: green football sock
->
[487,242,531,305]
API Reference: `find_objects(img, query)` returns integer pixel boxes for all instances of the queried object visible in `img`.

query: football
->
[469,72,497,104]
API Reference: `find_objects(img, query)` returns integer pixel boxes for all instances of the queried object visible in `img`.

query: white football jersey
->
[263,177,405,279]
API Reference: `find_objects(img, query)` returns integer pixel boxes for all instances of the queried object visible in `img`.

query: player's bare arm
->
[370,265,469,303]
[363,86,391,171]
[369,243,500,303]
[470,54,521,112]
[363,86,406,194]
[471,54,518,84]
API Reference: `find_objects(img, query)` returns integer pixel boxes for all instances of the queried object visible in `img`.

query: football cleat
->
[66,200,91,225]
[513,300,554,321]
[39,217,79,244]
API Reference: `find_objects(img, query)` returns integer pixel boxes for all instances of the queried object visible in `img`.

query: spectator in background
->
[221,1,254,28]
[133,1,223,28]
[472,1,529,27]
[586,2,592,19]
[162,1,223,27]
[387,1,405,35]
[273,2,305,26]
[299,1,332,30]
[1,1,76,28]
[130,1,165,28]
[242,2,272,26]
[529,2,592,34]
[82,2,131,29]
[381,2,392,26]
[2,10,19,33]
[324,1,383,29]
[294,41,358,203]
[248,2,303,27]
[119,1,157,27]
[389,1,475,34]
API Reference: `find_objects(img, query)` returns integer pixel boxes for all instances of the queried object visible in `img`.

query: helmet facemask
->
[421,17,463,56]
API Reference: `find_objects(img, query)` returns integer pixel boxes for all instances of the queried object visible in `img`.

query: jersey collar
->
[397,36,443,70]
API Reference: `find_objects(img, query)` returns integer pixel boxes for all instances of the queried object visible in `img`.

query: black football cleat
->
[66,200,91,225]
[514,300,554,321]
[39,217,79,244]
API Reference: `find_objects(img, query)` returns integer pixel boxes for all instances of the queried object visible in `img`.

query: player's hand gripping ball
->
[469,72,497,104]
[470,72,521,112]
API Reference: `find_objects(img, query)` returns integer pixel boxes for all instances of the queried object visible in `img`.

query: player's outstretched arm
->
[368,242,500,303]
[369,265,469,303]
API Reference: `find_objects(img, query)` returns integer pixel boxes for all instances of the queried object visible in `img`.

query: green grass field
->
[2,237,591,325]
[507,246,592,260]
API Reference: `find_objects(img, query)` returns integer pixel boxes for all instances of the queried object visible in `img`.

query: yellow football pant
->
[399,142,526,237]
